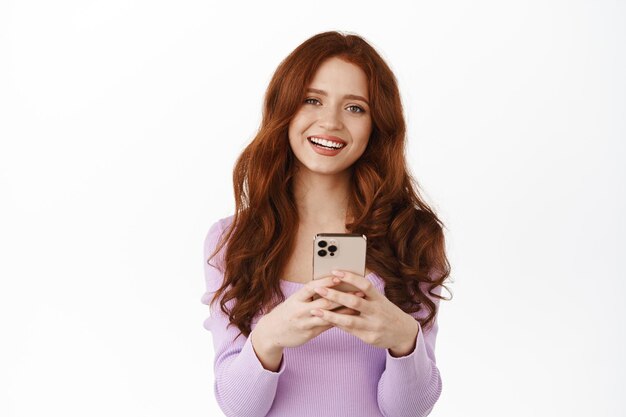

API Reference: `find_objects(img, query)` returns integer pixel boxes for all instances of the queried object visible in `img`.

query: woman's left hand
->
[310,270,419,356]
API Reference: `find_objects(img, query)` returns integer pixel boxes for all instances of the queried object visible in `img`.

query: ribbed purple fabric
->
[201,215,443,417]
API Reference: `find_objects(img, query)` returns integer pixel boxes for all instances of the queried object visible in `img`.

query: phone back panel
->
[312,233,367,280]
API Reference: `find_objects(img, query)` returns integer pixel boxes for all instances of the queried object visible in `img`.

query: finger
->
[310,307,365,330]
[305,307,360,330]
[310,296,342,311]
[310,291,365,311]
[305,315,335,329]
[313,286,366,313]
[331,270,378,300]
[331,306,361,315]
[297,276,342,302]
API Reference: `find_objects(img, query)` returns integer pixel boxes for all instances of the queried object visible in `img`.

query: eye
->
[304,98,366,114]
[347,105,365,114]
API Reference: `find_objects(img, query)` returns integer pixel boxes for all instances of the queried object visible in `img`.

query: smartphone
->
[311,233,367,305]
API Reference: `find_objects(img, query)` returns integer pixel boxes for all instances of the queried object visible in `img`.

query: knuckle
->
[346,297,361,309]
[364,331,380,345]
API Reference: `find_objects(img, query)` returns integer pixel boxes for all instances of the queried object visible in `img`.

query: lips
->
[308,137,345,156]
[307,134,346,146]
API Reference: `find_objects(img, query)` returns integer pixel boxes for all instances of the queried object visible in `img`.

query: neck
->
[292,166,352,228]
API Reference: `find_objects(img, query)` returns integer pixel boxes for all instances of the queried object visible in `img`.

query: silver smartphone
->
[311,233,367,304]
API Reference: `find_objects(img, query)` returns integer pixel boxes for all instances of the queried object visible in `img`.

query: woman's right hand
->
[254,276,365,349]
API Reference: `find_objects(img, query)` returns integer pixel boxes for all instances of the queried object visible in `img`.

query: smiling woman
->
[201,30,452,417]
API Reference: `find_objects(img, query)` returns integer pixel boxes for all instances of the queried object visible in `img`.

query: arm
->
[376,272,444,417]
[201,220,286,417]
[250,320,285,372]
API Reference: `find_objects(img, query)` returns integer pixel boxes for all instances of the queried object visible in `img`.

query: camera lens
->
[318,240,327,248]
[317,249,327,257]
[328,245,337,252]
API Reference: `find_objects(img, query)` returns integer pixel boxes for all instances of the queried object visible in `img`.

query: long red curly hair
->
[207,30,452,341]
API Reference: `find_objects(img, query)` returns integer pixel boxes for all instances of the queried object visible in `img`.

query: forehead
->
[308,57,369,99]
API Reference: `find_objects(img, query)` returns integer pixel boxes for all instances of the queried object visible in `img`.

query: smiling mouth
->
[307,137,346,150]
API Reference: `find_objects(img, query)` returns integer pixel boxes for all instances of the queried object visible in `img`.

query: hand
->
[256,276,366,350]
[310,270,419,355]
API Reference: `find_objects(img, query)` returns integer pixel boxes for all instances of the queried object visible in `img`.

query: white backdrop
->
[1,1,624,416]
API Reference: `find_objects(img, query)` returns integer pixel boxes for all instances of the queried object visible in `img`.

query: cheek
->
[354,124,372,146]
[288,116,302,139]
[288,113,309,136]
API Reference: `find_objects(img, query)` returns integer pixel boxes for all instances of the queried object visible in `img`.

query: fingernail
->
[331,270,345,277]
[332,277,341,284]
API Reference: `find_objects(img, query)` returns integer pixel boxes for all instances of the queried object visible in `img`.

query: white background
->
[1,1,624,416]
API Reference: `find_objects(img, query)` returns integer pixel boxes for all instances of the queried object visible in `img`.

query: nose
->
[318,105,343,131]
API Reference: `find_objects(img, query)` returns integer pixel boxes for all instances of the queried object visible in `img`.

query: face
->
[288,56,372,176]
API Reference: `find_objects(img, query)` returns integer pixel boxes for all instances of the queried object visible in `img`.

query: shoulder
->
[217,213,235,229]
[204,214,236,268]
[205,214,235,241]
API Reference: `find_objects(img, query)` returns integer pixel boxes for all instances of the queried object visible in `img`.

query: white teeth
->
[309,137,344,149]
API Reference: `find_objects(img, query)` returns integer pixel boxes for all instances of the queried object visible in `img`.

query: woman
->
[201,30,452,417]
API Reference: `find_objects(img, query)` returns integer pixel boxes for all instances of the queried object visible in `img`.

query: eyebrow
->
[305,88,370,106]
